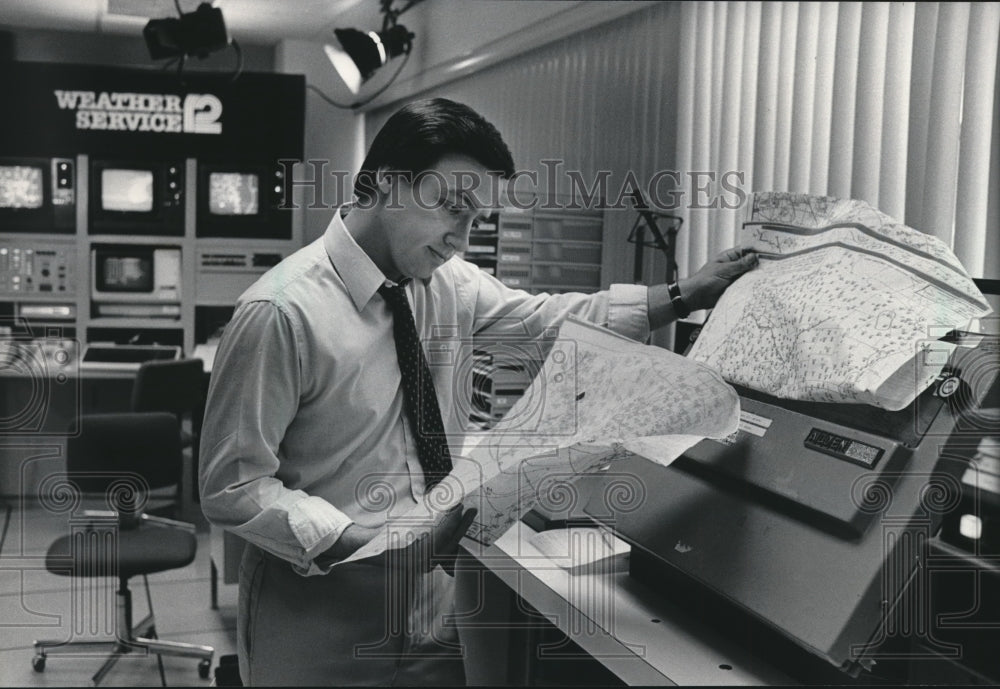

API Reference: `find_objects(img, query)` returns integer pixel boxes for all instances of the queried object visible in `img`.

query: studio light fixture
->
[144,2,227,60]
[143,1,242,81]
[317,0,424,108]
[324,24,414,94]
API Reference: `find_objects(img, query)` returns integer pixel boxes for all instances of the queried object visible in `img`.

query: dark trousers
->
[238,544,466,686]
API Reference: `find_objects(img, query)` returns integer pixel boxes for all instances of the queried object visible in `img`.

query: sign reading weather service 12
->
[53,90,223,135]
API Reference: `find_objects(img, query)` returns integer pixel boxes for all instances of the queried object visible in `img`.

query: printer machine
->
[573,331,1000,682]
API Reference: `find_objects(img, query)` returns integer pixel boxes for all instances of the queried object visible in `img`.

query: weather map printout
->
[688,192,992,411]
[340,318,741,564]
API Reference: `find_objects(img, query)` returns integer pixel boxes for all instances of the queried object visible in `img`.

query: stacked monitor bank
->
[0,62,305,361]
[0,153,299,358]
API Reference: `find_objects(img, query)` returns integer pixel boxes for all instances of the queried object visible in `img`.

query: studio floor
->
[0,499,237,687]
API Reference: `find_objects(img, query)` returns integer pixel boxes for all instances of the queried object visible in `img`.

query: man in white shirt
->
[200,98,756,685]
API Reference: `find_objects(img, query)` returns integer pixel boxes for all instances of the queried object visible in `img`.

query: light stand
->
[626,188,683,285]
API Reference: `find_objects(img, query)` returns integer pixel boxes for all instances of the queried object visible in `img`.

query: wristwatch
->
[667,281,691,319]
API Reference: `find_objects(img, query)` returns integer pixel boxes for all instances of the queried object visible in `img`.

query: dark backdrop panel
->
[0,61,304,162]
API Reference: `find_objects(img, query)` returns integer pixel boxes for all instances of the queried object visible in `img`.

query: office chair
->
[32,412,214,686]
[130,358,207,508]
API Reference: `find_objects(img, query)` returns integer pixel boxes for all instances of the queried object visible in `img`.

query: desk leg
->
[190,434,201,504]
[210,560,219,611]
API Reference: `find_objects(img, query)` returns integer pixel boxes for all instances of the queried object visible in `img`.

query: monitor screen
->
[209,172,259,216]
[0,165,44,209]
[101,169,154,212]
[99,255,154,292]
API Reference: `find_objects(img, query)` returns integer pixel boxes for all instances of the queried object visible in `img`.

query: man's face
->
[377,154,504,281]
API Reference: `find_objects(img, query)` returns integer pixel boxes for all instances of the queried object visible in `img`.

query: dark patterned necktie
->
[378,283,453,489]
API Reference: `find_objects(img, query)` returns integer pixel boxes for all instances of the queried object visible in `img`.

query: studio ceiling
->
[0,0,384,44]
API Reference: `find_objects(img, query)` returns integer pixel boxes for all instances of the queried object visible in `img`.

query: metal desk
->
[456,523,791,686]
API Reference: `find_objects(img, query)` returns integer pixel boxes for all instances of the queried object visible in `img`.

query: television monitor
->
[91,245,181,303]
[89,159,184,236]
[209,172,259,216]
[0,157,76,233]
[196,161,291,239]
[99,254,153,292]
[0,165,43,209]
[101,169,154,213]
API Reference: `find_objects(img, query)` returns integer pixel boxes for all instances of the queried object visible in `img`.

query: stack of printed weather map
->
[688,192,991,411]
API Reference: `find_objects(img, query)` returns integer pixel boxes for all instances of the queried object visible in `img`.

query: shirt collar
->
[323,208,391,312]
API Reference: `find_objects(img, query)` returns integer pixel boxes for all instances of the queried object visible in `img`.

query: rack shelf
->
[464,199,607,425]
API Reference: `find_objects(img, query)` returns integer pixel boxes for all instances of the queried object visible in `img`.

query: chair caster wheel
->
[198,659,211,679]
[32,655,45,672]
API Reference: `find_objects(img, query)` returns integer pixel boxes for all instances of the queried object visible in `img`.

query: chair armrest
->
[141,513,197,533]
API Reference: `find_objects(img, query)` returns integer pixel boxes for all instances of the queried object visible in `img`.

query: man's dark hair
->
[354,98,515,201]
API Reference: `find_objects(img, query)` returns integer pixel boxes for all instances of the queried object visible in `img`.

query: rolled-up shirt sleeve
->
[199,300,352,575]
[456,259,650,342]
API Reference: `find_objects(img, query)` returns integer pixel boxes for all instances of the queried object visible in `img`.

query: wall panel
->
[368,0,1000,288]
[369,2,684,289]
